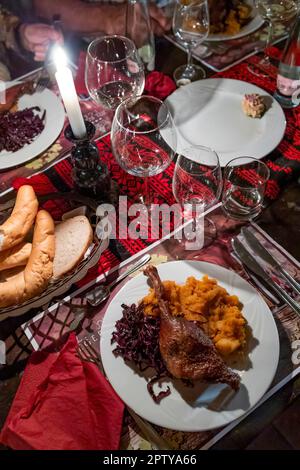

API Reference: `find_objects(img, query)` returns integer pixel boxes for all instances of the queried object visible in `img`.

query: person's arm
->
[0,6,21,52]
[33,0,126,34]
[33,0,170,35]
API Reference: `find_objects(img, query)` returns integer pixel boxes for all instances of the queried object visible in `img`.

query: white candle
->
[53,46,86,139]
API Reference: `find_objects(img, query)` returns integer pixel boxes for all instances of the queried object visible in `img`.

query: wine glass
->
[172,0,209,86]
[249,0,298,77]
[85,35,145,111]
[111,95,177,205]
[172,145,222,249]
[222,157,270,221]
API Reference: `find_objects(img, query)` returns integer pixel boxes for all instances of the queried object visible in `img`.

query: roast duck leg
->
[143,265,240,391]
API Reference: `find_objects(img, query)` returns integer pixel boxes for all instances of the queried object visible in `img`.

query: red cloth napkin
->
[75,51,176,100]
[144,70,176,100]
[0,334,124,450]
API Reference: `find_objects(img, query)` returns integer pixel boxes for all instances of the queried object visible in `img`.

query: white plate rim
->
[206,0,264,42]
[207,14,264,42]
[164,78,286,167]
[0,88,65,170]
[100,260,280,432]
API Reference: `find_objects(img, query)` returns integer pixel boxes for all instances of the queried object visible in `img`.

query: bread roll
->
[0,242,32,272]
[0,185,38,252]
[53,216,93,279]
[0,210,55,308]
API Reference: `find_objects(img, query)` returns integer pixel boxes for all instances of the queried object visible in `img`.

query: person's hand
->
[103,4,171,36]
[19,23,64,61]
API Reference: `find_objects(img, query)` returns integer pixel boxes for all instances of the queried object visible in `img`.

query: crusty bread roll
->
[0,242,32,272]
[0,185,38,252]
[0,210,55,308]
[53,215,93,279]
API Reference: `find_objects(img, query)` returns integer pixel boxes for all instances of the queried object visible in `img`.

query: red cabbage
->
[112,303,171,403]
[0,107,45,153]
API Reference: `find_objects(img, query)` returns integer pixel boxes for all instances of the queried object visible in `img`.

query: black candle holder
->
[65,120,111,201]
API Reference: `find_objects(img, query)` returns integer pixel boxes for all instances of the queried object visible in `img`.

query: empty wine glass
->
[172,0,210,85]
[222,157,270,221]
[172,145,222,249]
[111,95,177,205]
[249,0,298,77]
[85,35,145,111]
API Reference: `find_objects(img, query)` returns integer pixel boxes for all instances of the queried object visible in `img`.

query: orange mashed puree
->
[142,275,247,356]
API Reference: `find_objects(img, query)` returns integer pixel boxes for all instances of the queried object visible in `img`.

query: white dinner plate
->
[163,78,286,166]
[0,88,65,170]
[100,260,279,432]
[207,0,264,42]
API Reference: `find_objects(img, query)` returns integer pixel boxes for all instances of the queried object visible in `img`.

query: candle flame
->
[53,45,68,69]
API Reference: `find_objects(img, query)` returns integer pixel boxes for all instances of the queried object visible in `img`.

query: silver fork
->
[77,341,173,450]
[35,71,51,93]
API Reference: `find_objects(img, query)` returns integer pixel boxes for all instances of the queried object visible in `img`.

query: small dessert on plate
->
[242,93,266,118]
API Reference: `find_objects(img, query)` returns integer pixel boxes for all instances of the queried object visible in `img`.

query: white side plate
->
[0,88,65,170]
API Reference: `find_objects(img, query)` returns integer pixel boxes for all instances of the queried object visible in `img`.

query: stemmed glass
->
[172,145,222,249]
[111,95,177,205]
[222,157,270,221]
[85,35,145,111]
[249,0,298,77]
[172,0,210,85]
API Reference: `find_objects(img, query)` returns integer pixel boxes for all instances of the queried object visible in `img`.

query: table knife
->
[242,227,300,296]
[232,238,300,317]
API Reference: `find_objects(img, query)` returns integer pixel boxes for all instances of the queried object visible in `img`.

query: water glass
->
[173,145,222,248]
[222,157,270,221]
[248,0,298,77]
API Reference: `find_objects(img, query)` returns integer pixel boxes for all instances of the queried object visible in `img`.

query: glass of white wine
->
[85,35,145,111]
[249,0,299,77]
[172,0,209,85]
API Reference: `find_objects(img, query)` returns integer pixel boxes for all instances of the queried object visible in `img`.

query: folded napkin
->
[0,333,124,450]
[144,71,176,100]
[75,51,176,100]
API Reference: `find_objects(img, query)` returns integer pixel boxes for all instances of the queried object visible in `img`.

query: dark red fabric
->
[0,333,124,450]
[144,70,176,100]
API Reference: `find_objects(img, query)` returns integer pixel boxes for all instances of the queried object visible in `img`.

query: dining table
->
[0,32,300,452]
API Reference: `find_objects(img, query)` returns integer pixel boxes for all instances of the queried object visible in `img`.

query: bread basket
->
[0,192,109,321]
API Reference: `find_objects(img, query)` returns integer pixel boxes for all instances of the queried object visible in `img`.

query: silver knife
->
[242,227,300,296]
[232,238,300,317]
